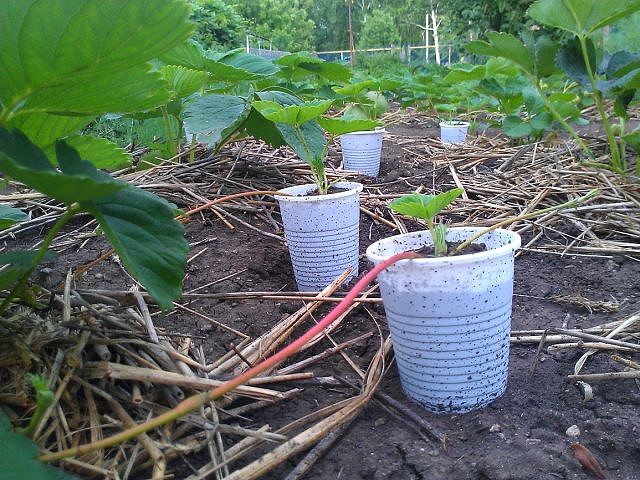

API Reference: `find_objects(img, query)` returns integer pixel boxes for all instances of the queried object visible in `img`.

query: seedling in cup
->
[388,188,463,256]
[252,99,379,194]
[389,187,600,257]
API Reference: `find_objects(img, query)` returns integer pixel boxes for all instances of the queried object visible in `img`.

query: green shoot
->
[17,375,54,439]
[389,188,464,256]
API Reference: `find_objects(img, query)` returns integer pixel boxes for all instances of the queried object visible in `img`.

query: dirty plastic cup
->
[367,227,521,414]
[275,182,363,291]
[439,121,469,144]
[339,129,384,177]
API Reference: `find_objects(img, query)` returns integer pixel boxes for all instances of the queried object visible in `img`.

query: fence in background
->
[315,42,471,66]
[245,33,289,59]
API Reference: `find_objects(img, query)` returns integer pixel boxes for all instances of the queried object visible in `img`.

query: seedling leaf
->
[253,91,326,164]
[389,189,463,223]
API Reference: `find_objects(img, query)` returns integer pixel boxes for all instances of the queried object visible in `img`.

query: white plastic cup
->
[366,227,521,414]
[439,121,469,145]
[339,129,384,177]
[275,182,363,291]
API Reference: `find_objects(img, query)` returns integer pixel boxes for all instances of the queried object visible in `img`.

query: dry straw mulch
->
[1,112,639,478]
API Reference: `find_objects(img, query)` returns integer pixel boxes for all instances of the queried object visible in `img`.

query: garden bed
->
[1,112,639,480]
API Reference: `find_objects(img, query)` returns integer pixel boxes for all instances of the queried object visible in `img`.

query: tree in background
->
[308,0,357,52]
[359,9,401,48]
[444,0,534,42]
[189,0,246,49]
[230,0,316,51]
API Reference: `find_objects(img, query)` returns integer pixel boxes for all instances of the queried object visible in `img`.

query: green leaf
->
[503,115,534,137]
[606,51,640,78]
[6,114,94,151]
[0,205,28,230]
[82,185,187,310]
[184,95,252,148]
[215,50,280,77]
[0,127,125,204]
[275,52,351,82]
[161,65,209,98]
[467,32,534,75]
[0,250,55,267]
[48,136,132,171]
[254,91,326,163]
[614,90,637,119]
[528,0,640,36]
[530,112,554,130]
[240,108,288,148]
[556,37,597,89]
[523,87,545,114]
[333,80,378,98]
[444,65,487,84]
[22,66,171,115]
[159,41,208,70]
[0,411,75,480]
[317,118,380,136]
[252,100,333,126]
[623,131,640,153]
[533,36,561,77]
[342,104,369,120]
[549,92,581,119]
[477,79,525,114]
[0,0,193,118]
[388,189,464,223]
[278,121,325,164]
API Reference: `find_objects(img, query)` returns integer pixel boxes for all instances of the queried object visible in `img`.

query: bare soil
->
[35,117,640,480]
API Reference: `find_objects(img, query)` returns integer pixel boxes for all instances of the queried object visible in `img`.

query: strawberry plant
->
[467,0,640,174]
[333,80,390,120]
[252,98,379,194]
[0,0,196,473]
[0,0,194,313]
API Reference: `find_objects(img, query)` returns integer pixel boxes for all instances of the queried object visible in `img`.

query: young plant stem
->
[293,125,329,195]
[451,189,599,255]
[533,79,592,158]
[38,250,420,463]
[577,36,623,172]
[427,218,446,257]
[0,204,80,316]
[17,376,53,438]
[160,105,177,158]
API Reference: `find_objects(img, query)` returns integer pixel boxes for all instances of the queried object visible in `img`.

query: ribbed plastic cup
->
[275,182,363,292]
[339,129,384,177]
[366,227,521,414]
[439,121,469,144]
